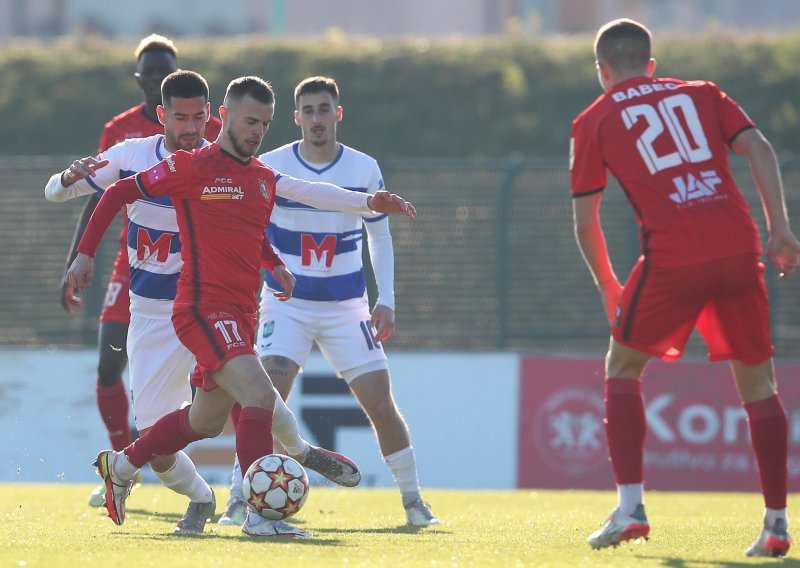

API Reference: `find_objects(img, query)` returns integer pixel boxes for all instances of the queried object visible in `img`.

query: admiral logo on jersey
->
[201,178,244,200]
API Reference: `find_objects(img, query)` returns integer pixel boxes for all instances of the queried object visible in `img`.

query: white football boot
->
[404,498,440,527]
[746,517,791,557]
[588,504,650,549]
[242,510,310,538]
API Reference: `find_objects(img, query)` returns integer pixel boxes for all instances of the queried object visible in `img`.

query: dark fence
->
[3,156,799,359]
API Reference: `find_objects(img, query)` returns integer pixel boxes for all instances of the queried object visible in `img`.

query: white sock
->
[383,446,421,505]
[229,455,243,503]
[272,394,309,457]
[113,451,139,481]
[765,507,788,527]
[617,483,644,515]
[155,451,213,503]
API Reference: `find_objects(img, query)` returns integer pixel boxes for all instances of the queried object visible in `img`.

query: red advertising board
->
[518,355,800,491]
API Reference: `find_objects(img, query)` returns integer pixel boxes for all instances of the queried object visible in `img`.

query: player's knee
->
[240,380,277,410]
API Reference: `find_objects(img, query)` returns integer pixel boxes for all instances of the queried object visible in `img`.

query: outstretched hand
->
[767,227,800,278]
[61,157,110,186]
[367,190,416,219]
[271,265,296,301]
[65,253,95,291]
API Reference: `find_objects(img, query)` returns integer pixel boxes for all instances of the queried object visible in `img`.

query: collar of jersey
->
[292,141,344,175]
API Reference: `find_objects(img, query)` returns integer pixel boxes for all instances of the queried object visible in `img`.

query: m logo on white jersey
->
[301,233,337,271]
[669,170,722,204]
[137,228,173,264]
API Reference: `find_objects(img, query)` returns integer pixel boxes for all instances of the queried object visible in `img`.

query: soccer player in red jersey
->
[58,34,222,509]
[67,76,415,538]
[572,19,800,556]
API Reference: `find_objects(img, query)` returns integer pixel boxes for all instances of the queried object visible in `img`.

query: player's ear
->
[646,58,657,77]
[219,105,228,121]
[336,106,343,122]
[156,105,166,126]
[204,102,211,122]
[294,110,300,126]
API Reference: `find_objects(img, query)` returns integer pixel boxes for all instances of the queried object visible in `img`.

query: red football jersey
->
[135,144,277,312]
[570,76,761,268]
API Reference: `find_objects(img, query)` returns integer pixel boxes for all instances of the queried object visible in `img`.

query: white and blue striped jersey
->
[259,141,395,307]
[45,134,209,318]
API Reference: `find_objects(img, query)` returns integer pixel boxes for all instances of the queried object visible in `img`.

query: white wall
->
[0,350,519,488]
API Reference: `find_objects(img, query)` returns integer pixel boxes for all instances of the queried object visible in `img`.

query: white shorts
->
[256,294,388,383]
[127,314,194,429]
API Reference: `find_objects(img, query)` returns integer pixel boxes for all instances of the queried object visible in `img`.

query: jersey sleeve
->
[709,82,756,144]
[275,172,371,213]
[135,150,192,199]
[44,143,127,202]
[260,234,285,272]
[362,161,388,221]
[570,114,607,197]
[76,177,143,257]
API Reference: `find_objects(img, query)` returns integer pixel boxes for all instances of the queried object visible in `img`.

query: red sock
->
[604,378,646,484]
[230,403,242,434]
[236,406,273,475]
[745,395,788,509]
[96,382,131,451]
[124,406,203,468]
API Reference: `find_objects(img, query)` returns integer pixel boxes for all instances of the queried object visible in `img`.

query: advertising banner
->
[518,355,800,491]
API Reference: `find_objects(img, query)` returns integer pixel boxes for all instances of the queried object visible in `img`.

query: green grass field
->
[0,485,796,567]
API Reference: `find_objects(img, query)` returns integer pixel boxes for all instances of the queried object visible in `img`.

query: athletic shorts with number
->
[256,293,388,383]
[172,304,258,392]
[99,243,131,324]
[612,253,773,365]
[127,314,194,429]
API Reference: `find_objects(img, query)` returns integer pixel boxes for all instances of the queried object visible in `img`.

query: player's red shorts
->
[172,304,258,391]
[612,253,773,365]
[99,244,131,324]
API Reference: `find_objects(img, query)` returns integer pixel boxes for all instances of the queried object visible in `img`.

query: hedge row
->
[4,33,800,158]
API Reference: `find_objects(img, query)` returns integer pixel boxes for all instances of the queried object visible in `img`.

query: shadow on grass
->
[312,525,451,536]
[115,531,344,546]
[635,554,800,567]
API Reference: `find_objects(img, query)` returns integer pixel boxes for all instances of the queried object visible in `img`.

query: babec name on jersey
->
[611,82,679,102]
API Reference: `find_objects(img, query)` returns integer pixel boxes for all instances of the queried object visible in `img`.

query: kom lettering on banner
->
[517,356,800,491]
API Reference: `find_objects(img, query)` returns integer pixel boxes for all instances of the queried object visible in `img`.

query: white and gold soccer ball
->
[242,454,310,520]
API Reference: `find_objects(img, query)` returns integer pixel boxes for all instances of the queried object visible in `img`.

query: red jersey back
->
[570,76,761,268]
[135,143,277,313]
[99,103,223,152]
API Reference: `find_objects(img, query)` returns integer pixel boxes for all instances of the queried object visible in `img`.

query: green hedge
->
[5,34,800,158]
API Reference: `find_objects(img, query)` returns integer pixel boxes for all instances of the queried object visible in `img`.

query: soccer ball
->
[242,454,310,520]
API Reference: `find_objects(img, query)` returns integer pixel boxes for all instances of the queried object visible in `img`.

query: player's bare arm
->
[573,192,622,325]
[60,157,110,186]
[367,190,416,219]
[731,128,800,277]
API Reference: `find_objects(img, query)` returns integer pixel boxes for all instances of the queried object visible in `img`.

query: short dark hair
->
[224,76,275,106]
[594,18,651,72]
[161,70,209,107]
[135,33,178,61]
[294,76,339,107]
